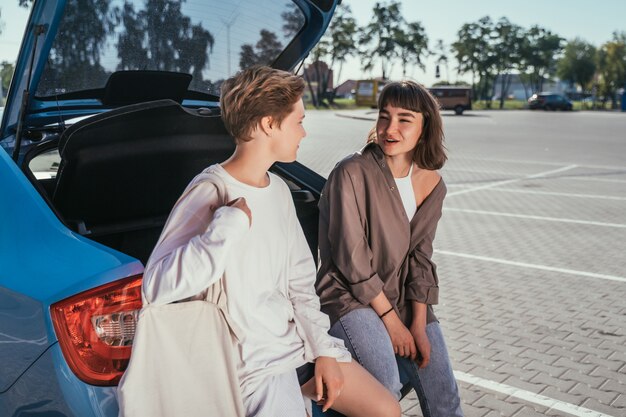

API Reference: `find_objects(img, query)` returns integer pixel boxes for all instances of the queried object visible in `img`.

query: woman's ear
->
[260,116,274,137]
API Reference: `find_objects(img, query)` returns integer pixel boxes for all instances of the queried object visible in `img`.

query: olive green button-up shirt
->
[316,143,446,326]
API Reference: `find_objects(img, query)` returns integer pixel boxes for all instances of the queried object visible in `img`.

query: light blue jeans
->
[325,307,463,417]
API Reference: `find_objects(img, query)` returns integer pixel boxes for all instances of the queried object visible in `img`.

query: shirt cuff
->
[405,284,439,305]
[315,336,352,363]
[350,273,385,306]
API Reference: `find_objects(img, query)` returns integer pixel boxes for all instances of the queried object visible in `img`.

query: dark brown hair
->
[374,81,447,170]
[220,65,305,142]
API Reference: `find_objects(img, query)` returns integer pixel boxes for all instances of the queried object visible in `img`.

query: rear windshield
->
[36,0,304,98]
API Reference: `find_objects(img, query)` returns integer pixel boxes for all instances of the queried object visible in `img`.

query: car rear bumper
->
[0,343,119,417]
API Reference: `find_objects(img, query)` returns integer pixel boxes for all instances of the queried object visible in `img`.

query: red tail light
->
[51,274,143,386]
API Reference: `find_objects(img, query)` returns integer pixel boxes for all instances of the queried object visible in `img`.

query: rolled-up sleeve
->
[405,196,444,305]
[320,166,384,305]
[405,247,439,305]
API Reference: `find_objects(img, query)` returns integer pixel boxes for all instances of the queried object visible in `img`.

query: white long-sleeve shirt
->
[143,164,349,393]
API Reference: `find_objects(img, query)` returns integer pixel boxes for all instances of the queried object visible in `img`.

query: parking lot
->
[300,109,626,417]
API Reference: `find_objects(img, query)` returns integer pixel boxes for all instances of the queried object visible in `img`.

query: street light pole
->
[222,15,238,76]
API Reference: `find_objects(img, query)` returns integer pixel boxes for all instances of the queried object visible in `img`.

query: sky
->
[1,0,626,87]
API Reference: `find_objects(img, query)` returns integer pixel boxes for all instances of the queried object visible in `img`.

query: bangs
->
[378,82,425,114]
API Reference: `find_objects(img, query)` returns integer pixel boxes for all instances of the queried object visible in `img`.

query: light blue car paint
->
[0,0,338,414]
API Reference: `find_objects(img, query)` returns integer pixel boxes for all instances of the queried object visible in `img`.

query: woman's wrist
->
[411,302,428,329]
[381,309,402,326]
[378,306,394,319]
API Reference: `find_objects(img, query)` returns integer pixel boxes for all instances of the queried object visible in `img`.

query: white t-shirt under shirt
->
[142,164,349,413]
[394,163,417,220]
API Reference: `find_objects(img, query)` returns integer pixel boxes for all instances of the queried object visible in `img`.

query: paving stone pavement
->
[301,110,626,417]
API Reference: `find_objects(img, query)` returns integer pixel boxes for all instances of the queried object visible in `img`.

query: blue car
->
[0,1,336,415]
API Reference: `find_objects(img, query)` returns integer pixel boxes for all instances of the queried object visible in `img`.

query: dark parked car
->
[528,92,573,110]
[0,0,338,415]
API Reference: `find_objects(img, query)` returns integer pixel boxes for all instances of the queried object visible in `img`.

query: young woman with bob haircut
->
[316,80,463,417]
[142,66,400,417]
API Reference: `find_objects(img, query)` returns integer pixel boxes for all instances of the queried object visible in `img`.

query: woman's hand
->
[409,302,431,368]
[314,356,344,412]
[381,312,417,359]
[409,324,431,368]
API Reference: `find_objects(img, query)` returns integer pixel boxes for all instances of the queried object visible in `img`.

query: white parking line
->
[493,188,626,201]
[443,167,521,175]
[564,176,626,184]
[435,250,626,283]
[460,156,626,171]
[443,207,626,229]
[447,165,578,197]
[454,371,616,417]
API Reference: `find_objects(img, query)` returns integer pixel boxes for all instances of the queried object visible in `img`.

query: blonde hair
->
[220,66,305,142]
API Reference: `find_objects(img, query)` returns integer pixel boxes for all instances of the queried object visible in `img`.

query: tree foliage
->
[1,61,14,92]
[303,4,359,108]
[492,18,525,108]
[116,0,214,90]
[358,1,403,79]
[327,4,359,86]
[452,16,495,103]
[596,32,626,108]
[239,29,283,69]
[394,21,429,78]
[519,26,563,94]
[557,38,596,91]
[281,2,304,38]
[38,0,114,95]
[36,0,215,96]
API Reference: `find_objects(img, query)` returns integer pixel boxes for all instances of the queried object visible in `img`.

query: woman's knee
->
[369,395,401,417]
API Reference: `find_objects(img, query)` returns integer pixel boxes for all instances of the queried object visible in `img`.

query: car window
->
[29,149,60,180]
[35,0,305,98]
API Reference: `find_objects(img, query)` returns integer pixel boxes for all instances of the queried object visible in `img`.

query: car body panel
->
[0,147,143,392]
[0,343,118,417]
[1,0,338,415]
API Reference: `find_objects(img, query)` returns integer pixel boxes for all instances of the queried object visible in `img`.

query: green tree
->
[1,61,15,104]
[38,0,115,96]
[115,0,214,90]
[596,32,626,109]
[304,41,330,108]
[327,4,359,90]
[281,2,304,38]
[519,26,563,95]
[116,2,150,71]
[359,1,403,79]
[1,61,14,92]
[492,17,524,109]
[394,21,429,78]
[301,4,359,108]
[557,38,596,92]
[239,29,283,69]
[452,16,495,105]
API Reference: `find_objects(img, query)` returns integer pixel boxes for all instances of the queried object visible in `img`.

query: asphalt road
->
[300,109,626,417]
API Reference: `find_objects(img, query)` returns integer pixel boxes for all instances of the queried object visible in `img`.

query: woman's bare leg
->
[301,360,401,417]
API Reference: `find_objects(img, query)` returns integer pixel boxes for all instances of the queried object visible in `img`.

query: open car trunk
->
[22,97,323,264]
